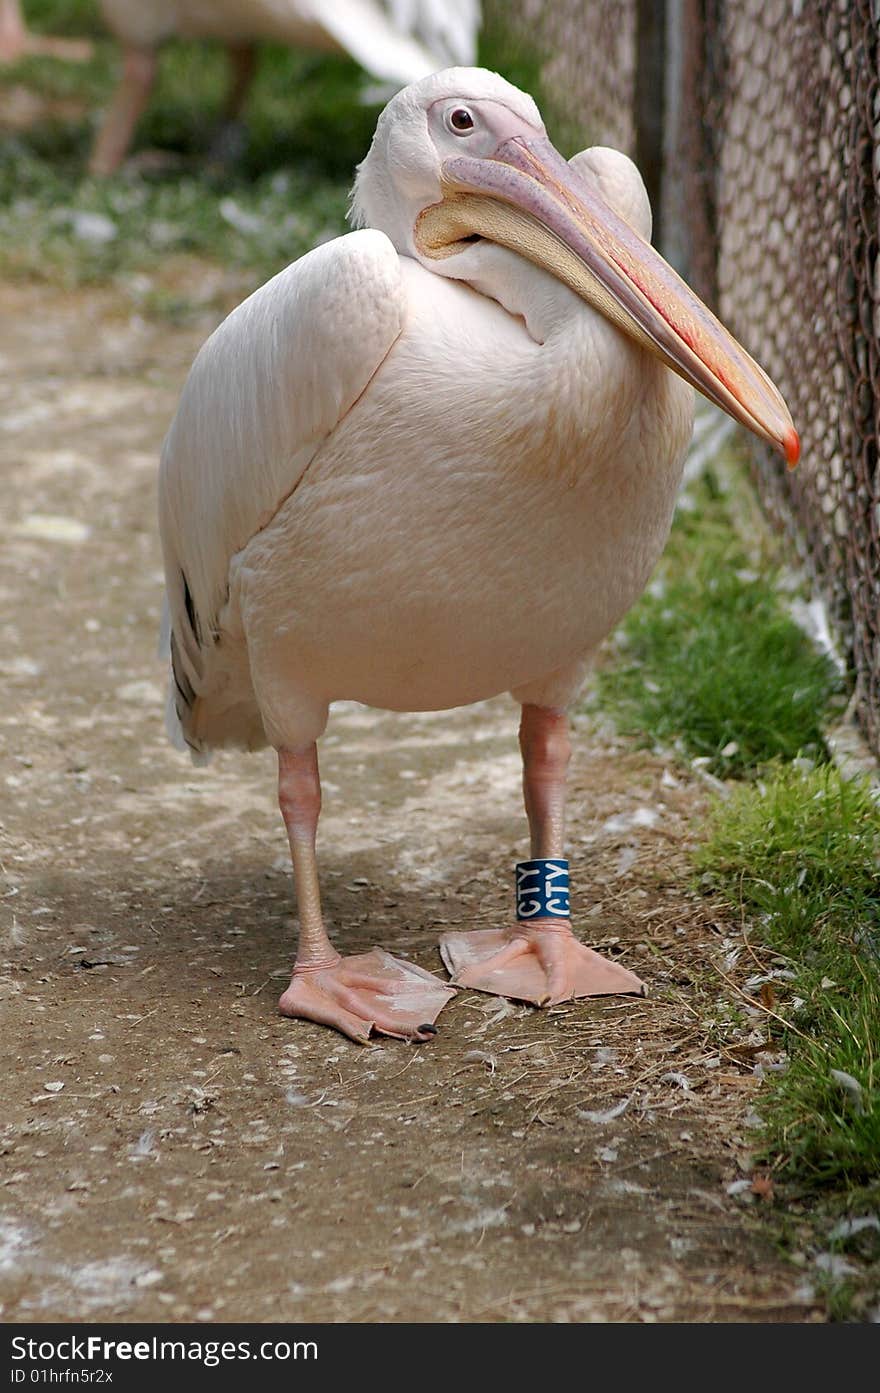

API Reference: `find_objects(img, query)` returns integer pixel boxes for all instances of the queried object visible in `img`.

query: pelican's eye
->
[445,106,475,135]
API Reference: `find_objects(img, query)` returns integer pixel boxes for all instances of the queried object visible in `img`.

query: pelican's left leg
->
[276,745,456,1043]
[440,705,645,1004]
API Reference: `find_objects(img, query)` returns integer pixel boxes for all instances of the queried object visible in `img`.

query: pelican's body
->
[234,273,686,721]
[89,0,480,173]
[166,226,689,752]
[159,69,797,1042]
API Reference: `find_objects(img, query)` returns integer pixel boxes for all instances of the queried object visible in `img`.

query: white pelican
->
[159,68,798,1044]
[89,0,480,174]
[0,0,93,63]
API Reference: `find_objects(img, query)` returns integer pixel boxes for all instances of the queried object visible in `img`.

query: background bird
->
[88,0,481,174]
[158,67,798,1044]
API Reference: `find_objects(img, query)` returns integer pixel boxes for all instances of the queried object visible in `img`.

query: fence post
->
[635,0,667,249]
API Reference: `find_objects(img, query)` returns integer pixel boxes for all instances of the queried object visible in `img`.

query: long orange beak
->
[415,135,799,468]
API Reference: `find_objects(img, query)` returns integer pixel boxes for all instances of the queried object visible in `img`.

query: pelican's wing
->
[315,0,480,85]
[158,227,405,730]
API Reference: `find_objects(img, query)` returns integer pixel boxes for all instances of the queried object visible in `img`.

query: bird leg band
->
[515,859,570,921]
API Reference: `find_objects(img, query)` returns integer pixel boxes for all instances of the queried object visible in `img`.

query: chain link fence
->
[485,0,637,151]
[487,0,880,759]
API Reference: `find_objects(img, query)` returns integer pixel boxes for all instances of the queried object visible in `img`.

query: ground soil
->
[0,275,822,1324]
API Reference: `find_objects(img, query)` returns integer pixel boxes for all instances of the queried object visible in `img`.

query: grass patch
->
[595,458,843,777]
[697,763,880,1189]
[700,763,880,953]
[0,143,352,290]
[697,762,880,1315]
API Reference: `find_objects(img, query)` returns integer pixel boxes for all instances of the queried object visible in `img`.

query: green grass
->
[697,763,880,1187]
[700,763,880,953]
[595,460,843,777]
[697,763,880,1316]
[0,140,352,290]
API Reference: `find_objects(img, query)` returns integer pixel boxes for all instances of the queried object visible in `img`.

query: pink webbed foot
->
[279,947,456,1045]
[439,921,645,1006]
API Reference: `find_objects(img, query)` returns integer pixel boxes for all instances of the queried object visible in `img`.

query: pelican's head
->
[351,68,799,467]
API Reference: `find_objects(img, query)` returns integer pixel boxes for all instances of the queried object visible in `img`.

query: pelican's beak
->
[414,136,799,468]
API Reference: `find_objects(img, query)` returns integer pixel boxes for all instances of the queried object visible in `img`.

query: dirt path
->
[0,276,821,1323]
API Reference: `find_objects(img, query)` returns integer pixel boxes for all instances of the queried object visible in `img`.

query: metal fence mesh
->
[681,0,880,757]
[487,0,880,759]
[485,0,637,152]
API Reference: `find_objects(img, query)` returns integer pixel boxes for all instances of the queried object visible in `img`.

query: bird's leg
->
[0,0,25,62]
[87,44,158,177]
[276,746,455,1044]
[439,705,645,1005]
[522,701,569,859]
[224,43,257,122]
[0,0,92,63]
[206,43,257,167]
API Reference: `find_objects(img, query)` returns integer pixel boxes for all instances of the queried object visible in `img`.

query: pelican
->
[0,0,93,63]
[88,0,480,174]
[159,68,798,1044]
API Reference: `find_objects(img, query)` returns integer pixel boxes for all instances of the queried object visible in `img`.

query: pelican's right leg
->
[276,746,455,1044]
[440,705,645,1004]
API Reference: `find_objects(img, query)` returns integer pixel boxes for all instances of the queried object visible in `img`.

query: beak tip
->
[784,428,800,470]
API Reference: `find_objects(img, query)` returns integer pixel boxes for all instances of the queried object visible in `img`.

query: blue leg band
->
[515,859,570,921]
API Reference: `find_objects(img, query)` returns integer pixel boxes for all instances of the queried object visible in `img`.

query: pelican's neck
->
[437,239,668,449]
[403,245,686,491]
[433,239,587,345]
